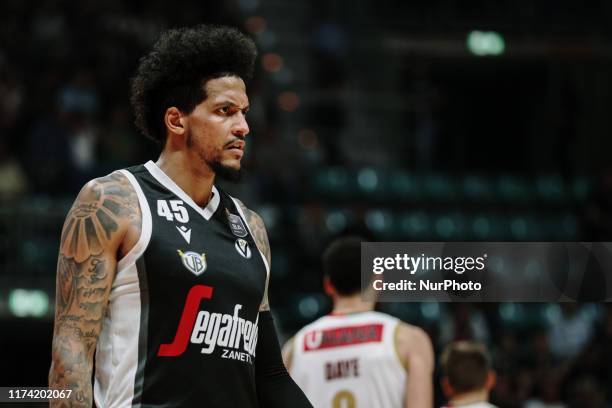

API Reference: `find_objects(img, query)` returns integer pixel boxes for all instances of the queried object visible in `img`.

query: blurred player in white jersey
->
[282,236,434,408]
[440,341,498,408]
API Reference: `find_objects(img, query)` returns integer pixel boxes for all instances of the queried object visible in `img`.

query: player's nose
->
[232,113,249,137]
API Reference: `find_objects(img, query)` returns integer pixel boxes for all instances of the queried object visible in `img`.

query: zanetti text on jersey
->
[190,303,258,363]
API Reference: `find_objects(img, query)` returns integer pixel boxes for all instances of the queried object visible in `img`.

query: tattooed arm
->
[236,200,312,406]
[236,200,271,311]
[49,172,140,407]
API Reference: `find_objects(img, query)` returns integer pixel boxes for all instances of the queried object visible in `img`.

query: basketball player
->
[48,25,311,407]
[440,341,498,408]
[282,236,434,408]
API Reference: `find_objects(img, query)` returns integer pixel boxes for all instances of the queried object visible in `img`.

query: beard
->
[188,133,245,182]
[209,159,245,183]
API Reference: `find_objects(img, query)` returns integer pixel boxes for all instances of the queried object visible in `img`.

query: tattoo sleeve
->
[237,200,271,312]
[49,172,139,407]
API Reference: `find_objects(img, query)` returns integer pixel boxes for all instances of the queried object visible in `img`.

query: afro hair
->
[130,25,257,143]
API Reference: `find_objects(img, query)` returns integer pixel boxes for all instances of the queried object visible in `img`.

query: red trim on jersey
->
[326,311,370,317]
[303,323,383,351]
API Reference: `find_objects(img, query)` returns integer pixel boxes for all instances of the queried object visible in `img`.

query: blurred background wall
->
[1,0,611,406]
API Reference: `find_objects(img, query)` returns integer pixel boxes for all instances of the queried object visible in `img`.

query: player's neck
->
[449,389,489,406]
[331,294,375,315]
[156,151,215,207]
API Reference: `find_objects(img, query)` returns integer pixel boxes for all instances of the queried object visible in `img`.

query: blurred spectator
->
[98,105,147,171]
[311,15,348,87]
[568,305,612,401]
[523,371,567,408]
[0,140,28,199]
[567,376,609,408]
[547,303,595,360]
[492,330,521,375]
[23,70,102,195]
[30,1,69,62]
[408,64,442,171]
[297,204,328,258]
[57,70,99,118]
[0,53,24,138]
[438,303,491,348]
[440,341,498,408]
[24,109,73,195]
[490,331,539,406]
[528,329,556,372]
[58,69,101,178]
[492,373,521,408]
[309,14,349,165]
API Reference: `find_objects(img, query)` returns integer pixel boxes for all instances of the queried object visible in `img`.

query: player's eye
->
[218,106,232,115]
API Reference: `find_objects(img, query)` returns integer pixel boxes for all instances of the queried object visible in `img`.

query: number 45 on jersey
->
[157,200,189,223]
[157,199,192,243]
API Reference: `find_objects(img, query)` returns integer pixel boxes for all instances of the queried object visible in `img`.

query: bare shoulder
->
[281,335,296,369]
[234,198,270,266]
[61,171,140,262]
[395,321,434,370]
[396,322,430,344]
[396,322,433,352]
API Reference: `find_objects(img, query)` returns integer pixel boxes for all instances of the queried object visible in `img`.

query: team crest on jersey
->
[177,250,207,276]
[235,238,252,259]
[304,331,323,350]
[227,211,248,237]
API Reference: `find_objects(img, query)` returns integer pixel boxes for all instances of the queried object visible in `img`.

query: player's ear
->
[441,377,454,398]
[323,276,336,297]
[485,370,497,390]
[165,106,187,137]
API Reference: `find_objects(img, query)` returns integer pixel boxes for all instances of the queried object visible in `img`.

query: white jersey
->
[289,311,406,408]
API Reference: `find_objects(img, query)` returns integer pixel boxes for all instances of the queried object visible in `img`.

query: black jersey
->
[94,161,269,408]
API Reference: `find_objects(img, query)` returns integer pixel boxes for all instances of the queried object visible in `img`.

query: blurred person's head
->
[322,235,380,311]
[441,341,496,404]
[323,236,362,297]
[130,25,257,181]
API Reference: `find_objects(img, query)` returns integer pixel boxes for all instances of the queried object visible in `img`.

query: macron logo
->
[176,225,192,244]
